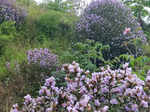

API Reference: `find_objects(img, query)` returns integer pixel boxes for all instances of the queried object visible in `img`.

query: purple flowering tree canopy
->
[76,0,146,47]
[0,0,26,25]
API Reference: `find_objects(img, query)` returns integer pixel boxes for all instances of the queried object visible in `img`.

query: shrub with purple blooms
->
[19,48,59,95]
[27,48,58,70]
[11,61,150,112]
[76,0,146,58]
[8,48,60,97]
[0,48,60,112]
[0,0,26,25]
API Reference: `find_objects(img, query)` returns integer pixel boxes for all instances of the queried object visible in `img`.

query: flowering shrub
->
[27,48,58,70]
[76,0,146,57]
[18,48,59,95]
[0,0,26,25]
[0,48,60,111]
[11,61,150,112]
[0,0,16,6]
[3,48,59,98]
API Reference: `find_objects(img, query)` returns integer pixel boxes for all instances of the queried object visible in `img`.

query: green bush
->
[130,56,150,79]
[35,10,76,40]
[60,39,150,80]
[0,21,16,55]
[61,39,110,72]
[110,54,150,79]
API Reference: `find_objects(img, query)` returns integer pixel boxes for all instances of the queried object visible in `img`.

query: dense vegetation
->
[0,0,149,112]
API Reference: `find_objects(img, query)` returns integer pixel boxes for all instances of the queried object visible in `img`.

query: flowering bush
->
[76,0,146,57]
[11,61,150,112]
[3,48,59,98]
[27,48,58,70]
[0,0,16,6]
[0,0,26,25]
[0,48,60,111]
[17,48,59,95]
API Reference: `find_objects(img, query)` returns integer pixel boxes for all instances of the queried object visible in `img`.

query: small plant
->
[11,62,150,112]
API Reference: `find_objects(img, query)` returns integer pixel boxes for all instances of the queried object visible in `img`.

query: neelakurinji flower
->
[27,48,58,70]
[24,94,32,104]
[11,62,150,112]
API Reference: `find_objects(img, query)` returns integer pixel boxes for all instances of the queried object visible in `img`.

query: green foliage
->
[122,0,150,19]
[0,21,16,39]
[0,21,16,55]
[0,37,72,78]
[45,0,74,12]
[108,54,133,69]
[110,54,150,79]
[122,0,150,30]
[130,56,150,79]
[16,0,37,7]
[61,39,110,71]
[0,42,28,78]
[142,43,150,57]
[0,0,149,111]
[60,39,150,80]
[35,10,76,41]
[122,0,150,16]
[16,61,58,96]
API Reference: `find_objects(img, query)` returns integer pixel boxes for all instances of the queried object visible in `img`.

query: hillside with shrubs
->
[0,0,150,112]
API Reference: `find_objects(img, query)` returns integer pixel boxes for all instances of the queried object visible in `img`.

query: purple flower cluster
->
[27,48,58,70]
[11,62,150,112]
[76,0,146,46]
[0,0,16,6]
[0,0,26,24]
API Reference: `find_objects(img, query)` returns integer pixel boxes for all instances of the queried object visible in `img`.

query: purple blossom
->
[45,76,56,87]
[76,0,146,57]
[94,99,100,106]
[11,62,150,112]
[79,95,90,107]
[0,0,26,24]
[24,94,32,104]
[27,48,58,70]
[110,98,118,104]
[131,104,138,112]
[140,100,148,108]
